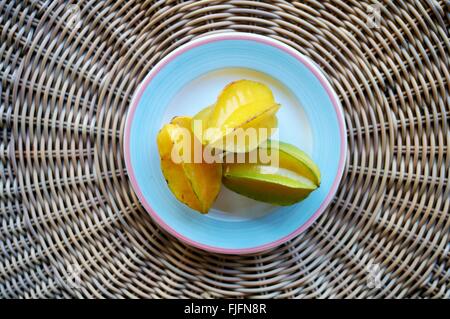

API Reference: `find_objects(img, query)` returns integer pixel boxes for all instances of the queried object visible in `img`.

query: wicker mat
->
[1,0,449,298]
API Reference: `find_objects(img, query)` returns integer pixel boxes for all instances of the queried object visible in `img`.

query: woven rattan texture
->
[1,0,449,298]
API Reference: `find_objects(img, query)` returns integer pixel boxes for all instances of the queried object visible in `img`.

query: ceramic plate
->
[124,32,346,254]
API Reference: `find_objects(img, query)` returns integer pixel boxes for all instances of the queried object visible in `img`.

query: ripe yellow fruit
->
[156,81,318,211]
[157,116,222,213]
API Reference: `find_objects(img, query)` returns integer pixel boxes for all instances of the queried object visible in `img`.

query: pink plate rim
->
[124,32,347,255]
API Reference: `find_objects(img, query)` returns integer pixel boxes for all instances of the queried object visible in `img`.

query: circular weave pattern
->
[1,0,449,298]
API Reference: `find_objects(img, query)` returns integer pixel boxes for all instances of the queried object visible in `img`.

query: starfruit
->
[157,116,222,213]
[192,80,280,153]
[222,141,321,205]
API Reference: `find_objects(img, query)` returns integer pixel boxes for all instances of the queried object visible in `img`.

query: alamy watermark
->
[166,121,279,166]
[46,263,82,291]
[366,263,383,289]
[65,4,82,30]
[367,3,382,28]
[65,263,82,289]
